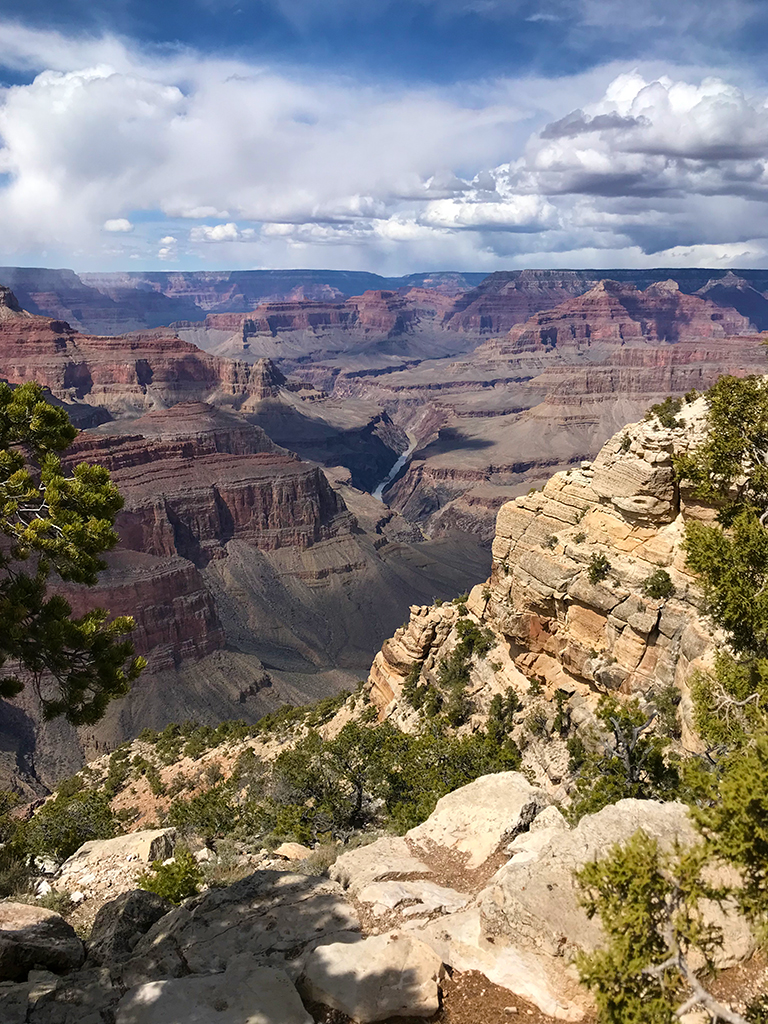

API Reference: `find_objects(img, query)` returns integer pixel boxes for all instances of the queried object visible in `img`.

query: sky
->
[1,1,768,273]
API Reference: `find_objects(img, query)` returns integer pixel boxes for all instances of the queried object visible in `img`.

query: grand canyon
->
[1,265,766,791]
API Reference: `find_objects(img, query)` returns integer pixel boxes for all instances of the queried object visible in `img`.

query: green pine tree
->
[0,381,144,724]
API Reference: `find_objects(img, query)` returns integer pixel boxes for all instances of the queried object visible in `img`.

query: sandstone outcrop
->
[367,397,720,784]
[405,771,550,870]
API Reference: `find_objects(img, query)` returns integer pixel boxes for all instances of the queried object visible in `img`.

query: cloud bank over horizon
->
[1,5,768,273]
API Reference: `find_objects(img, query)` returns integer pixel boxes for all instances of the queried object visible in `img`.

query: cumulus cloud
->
[103,218,134,232]
[190,222,241,242]
[1,24,768,271]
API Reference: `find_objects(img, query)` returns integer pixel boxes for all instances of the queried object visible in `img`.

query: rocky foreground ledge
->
[0,772,753,1023]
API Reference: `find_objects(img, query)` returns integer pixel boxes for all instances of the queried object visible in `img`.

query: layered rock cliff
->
[496,278,752,354]
[0,288,284,417]
[368,396,718,789]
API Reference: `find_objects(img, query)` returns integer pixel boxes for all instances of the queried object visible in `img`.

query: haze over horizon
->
[1,1,768,274]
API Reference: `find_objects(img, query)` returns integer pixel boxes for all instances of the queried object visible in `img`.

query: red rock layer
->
[443,270,593,334]
[62,552,225,671]
[66,430,349,566]
[205,288,457,340]
[495,280,753,354]
[0,288,284,415]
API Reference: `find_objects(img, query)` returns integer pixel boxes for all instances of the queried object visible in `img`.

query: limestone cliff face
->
[368,397,718,764]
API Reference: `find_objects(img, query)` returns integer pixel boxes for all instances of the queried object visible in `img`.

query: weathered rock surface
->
[115,955,312,1024]
[87,891,174,967]
[132,871,361,979]
[299,932,443,1022]
[330,837,431,894]
[0,904,85,981]
[405,771,549,870]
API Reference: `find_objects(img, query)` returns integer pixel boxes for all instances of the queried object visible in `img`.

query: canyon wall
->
[368,396,718,791]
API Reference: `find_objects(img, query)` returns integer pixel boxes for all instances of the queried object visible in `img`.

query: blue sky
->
[0,1,767,273]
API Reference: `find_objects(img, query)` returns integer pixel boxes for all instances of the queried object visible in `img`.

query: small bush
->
[526,708,548,737]
[652,683,682,739]
[620,433,632,453]
[137,847,203,904]
[20,790,118,860]
[544,535,558,549]
[103,745,132,798]
[0,850,31,899]
[587,553,611,584]
[297,843,340,876]
[645,396,683,429]
[35,890,73,916]
[641,568,674,599]
[573,531,586,544]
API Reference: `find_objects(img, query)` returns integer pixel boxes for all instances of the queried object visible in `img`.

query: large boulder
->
[479,799,752,966]
[59,830,177,877]
[0,903,85,981]
[115,954,312,1024]
[299,932,443,1022]
[87,890,174,966]
[130,870,360,980]
[410,908,584,1022]
[406,771,549,870]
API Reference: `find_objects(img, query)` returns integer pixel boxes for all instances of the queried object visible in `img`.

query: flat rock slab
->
[406,771,549,870]
[357,880,470,918]
[116,955,312,1024]
[300,932,443,1022]
[273,843,313,862]
[0,903,84,981]
[330,837,431,894]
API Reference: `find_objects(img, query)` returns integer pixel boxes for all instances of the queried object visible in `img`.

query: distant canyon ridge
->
[0,264,766,790]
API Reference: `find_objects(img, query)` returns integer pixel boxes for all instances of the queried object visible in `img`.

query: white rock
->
[411,909,585,1021]
[194,848,215,864]
[115,954,312,1024]
[406,771,549,870]
[300,932,443,1022]
[357,880,469,917]
[59,830,177,877]
[132,871,360,979]
[330,837,430,895]
[69,891,86,906]
[35,880,53,898]
[273,843,313,862]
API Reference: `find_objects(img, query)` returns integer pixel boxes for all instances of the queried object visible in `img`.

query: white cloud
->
[190,222,241,242]
[0,25,768,271]
[103,218,134,232]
